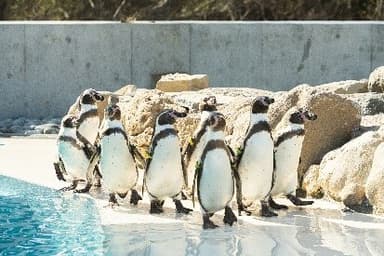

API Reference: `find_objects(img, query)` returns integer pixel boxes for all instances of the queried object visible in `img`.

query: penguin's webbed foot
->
[59,182,77,192]
[150,200,164,214]
[92,166,102,187]
[238,203,252,216]
[203,214,218,229]
[59,184,77,192]
[286,194,314,206]
[130,189,142,205]
[223,206,237,226]
[174,199,192,214]
[74,183,92,193]
[109,193,119,207]
[181,191,188,200]
[261,200,278,217]
[268,196,288,210]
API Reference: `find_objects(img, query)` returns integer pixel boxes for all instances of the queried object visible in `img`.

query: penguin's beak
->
[266,97,275,105]
[303,110,317,121]
[172,110,187,118]
[72,118,80,127]
[94,93,104,101]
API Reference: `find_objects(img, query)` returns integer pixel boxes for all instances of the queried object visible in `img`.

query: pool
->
[0,175,104,255]
[2,174,384,256]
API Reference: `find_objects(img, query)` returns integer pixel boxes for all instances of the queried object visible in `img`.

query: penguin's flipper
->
[53,158,67,182]
[231,162,247,216]
[84,145,101,189]
[129,143,146,170]
[192,161,201,208]
[181,149,188,187]
[182,136,197,166]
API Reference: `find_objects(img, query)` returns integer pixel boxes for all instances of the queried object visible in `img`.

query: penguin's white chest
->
[99,133,137,193]
[186,133,207,188]
[146,135,184,199]
[78,117,99,143]
[199,149,234,213]
[271,135,304,196]
[57,141,89,180]
[238,131,274,201]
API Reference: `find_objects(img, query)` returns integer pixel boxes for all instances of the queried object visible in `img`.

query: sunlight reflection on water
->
[2,175,384,256]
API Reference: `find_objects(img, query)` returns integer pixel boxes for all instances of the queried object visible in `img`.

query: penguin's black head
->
[199,95,217,112]
[157,108,188,126]
[62,115,79,129]
[251,96,275,114]
[80,88,105,105]
[105,104,121,121]
[207,112,226,131]
[289,108,317,124]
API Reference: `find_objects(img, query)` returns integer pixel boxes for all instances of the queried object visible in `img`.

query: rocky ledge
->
[6,69,384,215]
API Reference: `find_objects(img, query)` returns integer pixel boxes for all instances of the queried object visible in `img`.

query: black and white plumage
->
[54,88,105,192]
[268,107,317,210]
[56,115,92,192]
[144,109,192,214]
[183,96,217,195]
[97,104,142,206]
[235,96,277,217]
[193,112,237,229]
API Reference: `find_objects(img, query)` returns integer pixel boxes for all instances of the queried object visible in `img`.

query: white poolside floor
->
[1,136,384,255]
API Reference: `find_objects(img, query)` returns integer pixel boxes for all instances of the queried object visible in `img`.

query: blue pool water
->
[0,175,104,255]
[2,174,384,256]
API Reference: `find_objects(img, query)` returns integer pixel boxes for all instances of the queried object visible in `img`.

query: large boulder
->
[155,73,209,92]
[344,92,384,115]
[302,165,323,198]
[318,128,384,211]
[366,142,384,215]
[368,66,384,93]
[314,79,368,94]
[268,84,361,188]
[119,87,272,153]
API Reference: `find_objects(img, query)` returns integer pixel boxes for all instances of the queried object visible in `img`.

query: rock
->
[368,66,384,92]
[155,73,208,92]
[114,84,137,96]
[345,92,384,115]
[302,165,324,198]
[366,142,384,215]
[318,129,384,211]
[119,89,178,150]
[315,79,368,94]
[33,123,60,134]
[269,84,361,186]
[118,87,272,153]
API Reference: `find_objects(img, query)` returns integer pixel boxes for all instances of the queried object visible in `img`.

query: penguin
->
[268,107,317,210]
[235,96,277,217]
[76,88,105,146]
[183,96,217,195]
[53,88,105,191]
[97,104,142,206]
[56,115,93,192]
[144,108,192,214]
[193,112,237,229]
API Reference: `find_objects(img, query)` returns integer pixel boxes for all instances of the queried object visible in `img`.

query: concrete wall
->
[0,21,383,118]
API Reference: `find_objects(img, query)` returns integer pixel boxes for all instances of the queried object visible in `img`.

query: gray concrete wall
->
[0,21,383,118]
